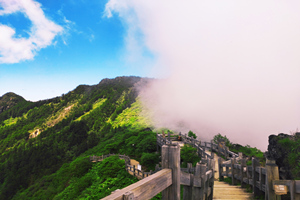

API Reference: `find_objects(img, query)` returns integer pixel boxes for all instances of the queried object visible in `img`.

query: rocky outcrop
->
[266,133,300,179]
[29,129,41,139]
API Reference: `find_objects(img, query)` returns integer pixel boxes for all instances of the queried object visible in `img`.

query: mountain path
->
[208,151,254,200]
[128,159,140,173]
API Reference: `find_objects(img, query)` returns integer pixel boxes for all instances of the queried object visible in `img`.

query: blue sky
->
[0,0,154,101]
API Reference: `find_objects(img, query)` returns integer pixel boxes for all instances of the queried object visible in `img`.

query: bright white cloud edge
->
[0,0,63,64]
[104,0,300,151]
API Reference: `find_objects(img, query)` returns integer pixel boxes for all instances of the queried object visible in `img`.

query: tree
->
[213,133,231,146]
[140,152,160,170]
[188,130,197,139]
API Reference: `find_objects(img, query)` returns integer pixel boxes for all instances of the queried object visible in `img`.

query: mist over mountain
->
[0,75,298,199]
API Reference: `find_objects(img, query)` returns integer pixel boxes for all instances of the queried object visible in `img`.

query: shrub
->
[188,130,197,139]
[140,152,160,171]
[213,133,231,146]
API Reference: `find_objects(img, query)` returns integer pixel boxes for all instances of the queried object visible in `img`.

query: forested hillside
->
[0,76,159,200]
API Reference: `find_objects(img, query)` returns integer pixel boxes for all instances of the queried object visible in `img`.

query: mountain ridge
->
[0,92,27,114]
[0,76,157,200]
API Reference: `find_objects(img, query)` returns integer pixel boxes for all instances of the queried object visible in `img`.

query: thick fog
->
[106,0,300,150]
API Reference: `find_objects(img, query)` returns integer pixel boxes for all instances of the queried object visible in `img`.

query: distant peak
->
[0,92,26,114]
[0,92,25,101]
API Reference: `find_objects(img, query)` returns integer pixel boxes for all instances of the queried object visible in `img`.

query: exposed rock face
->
[266,133,296,179]
[29,129,41,139]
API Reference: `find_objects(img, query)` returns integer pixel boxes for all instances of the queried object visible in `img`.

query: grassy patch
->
[110,99,152,131]
[3,117,20,126]
[75,99,106,121]
[220,177,232,185]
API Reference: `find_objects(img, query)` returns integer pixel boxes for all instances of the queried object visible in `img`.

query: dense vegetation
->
[0,76,159,199]
[268,133,300,180]
[277,135,300,179]
[3,75,288,199]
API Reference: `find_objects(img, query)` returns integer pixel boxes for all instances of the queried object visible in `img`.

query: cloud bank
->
[109,0,300,150]
[0,0,63,64]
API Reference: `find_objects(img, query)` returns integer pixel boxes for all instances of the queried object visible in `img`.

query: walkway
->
[128,158,141,177]
[208,151,254,200]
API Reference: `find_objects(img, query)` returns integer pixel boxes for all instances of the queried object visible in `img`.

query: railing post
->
[168,132,172,144]
[259,167,263,192]
[183,163,193,200]
[191,162,203,200]
[252,158,261,197]
[231,157,236,185]
[123,191,134,200]
[218,157,223,181]
[265,158,281,200]
[199,163,207,200]
[240,158,246,188]
[156,133,159,151]
[225,160,229,177]
[295,181,300,199]
[210,158,215,199]
[162,144,180,200]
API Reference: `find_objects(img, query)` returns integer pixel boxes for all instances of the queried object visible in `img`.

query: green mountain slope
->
[0,92,26,113]
[0,76,157,200]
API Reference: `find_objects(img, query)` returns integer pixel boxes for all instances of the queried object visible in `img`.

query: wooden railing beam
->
[101,169,172,200]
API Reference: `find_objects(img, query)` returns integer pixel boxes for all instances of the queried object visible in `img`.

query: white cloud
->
[106,0,300,150]
[0,0,63,64]
[104,0,150,63]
